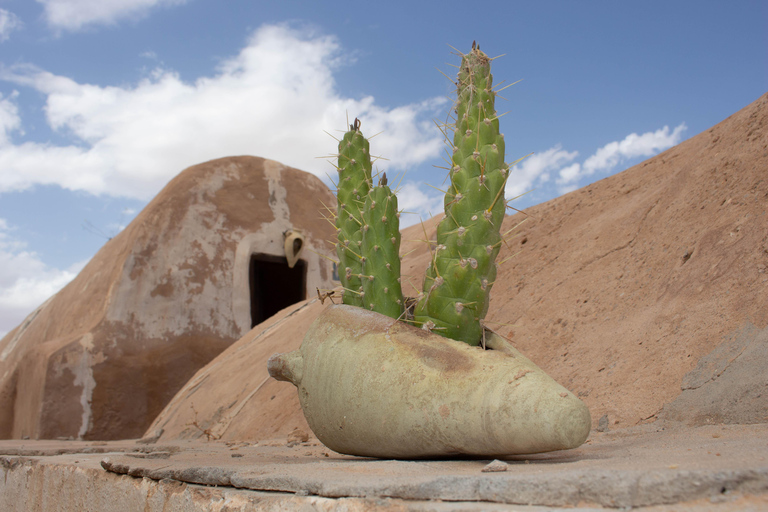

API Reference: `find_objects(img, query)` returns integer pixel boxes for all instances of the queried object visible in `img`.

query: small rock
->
[126,451,171,459]
[597,414,610,432]
[101,458,130,474]
[231,453,244,458]
[481,459,508,473]
[287,427,310,447]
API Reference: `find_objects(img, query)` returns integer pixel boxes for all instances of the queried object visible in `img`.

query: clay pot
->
[268,305,590,458]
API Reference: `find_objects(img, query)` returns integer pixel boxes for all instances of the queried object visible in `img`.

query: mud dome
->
[0,156,337,441]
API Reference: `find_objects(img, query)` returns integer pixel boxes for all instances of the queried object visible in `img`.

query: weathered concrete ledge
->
[1,424,767,511]
[0,454,421,512]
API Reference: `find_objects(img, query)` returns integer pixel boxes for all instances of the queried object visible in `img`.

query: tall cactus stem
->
[335,118,373,307]
[414,42,509,346]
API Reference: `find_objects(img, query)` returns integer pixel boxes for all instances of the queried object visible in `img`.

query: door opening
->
[249,253,306,328]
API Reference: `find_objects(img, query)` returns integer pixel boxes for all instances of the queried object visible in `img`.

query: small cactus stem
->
[360,174,404,319]
[414,43,508,346]
[335,118,373,307]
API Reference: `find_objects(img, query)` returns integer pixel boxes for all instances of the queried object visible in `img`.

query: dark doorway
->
[249,253,306,327]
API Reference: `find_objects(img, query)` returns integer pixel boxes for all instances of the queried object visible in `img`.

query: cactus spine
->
[413,42,508,346]
[335,118,373,307]
[360,174,404,319]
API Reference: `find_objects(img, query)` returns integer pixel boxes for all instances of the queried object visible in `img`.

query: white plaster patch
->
[107,163,243,339]
[264,160,292,227]
[74,333,96,440]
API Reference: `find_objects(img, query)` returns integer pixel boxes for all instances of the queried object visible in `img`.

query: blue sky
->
[0,0,765,337]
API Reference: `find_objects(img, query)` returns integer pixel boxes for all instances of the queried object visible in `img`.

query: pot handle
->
[267,350,303,386]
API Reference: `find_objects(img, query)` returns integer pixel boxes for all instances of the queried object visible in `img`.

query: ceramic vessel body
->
[268,305,591,458]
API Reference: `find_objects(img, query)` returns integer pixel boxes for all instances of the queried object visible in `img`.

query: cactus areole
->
[414,43,508,346]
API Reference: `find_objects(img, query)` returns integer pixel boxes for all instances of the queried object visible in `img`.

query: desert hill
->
[146,93,767,442]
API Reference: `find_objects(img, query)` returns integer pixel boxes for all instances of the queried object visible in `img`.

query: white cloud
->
[396,181,444,228]
[354,99,447,170]
[0,9,22,42]
[557,123,687,189]
[505,145,578,199]
[0,24,444,199]
[0,91,22,145]
[36,0,188,32]
[0,220,83,338]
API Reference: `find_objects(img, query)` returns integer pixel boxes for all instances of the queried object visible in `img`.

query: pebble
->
[481,459,508,472]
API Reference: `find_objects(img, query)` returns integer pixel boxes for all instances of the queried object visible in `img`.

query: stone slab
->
[660,322,768,425]
[2,424,767,510]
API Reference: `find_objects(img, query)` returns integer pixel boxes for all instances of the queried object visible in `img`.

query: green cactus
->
[360,173,404,319]
[330,43,514,346]
[413,42,508,346]
[335,118,373,307]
